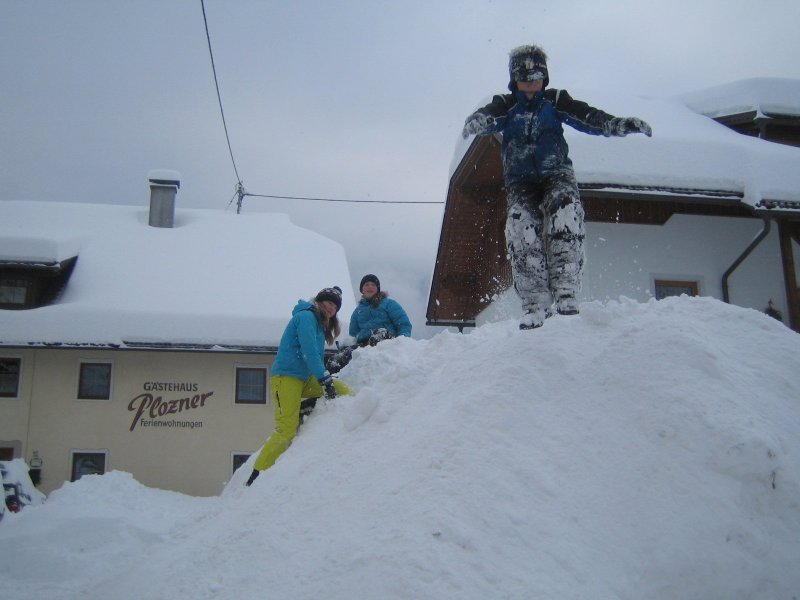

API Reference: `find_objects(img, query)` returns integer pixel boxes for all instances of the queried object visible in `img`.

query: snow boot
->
[519,307,548,330]
[299,397,318,425]
[556,296,579,315]
[245,469,260,487]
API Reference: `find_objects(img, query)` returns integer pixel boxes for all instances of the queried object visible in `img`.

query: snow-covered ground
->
[1,296,798,599]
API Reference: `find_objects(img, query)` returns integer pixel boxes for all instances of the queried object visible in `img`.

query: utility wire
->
[243,192,443,205]
[201,1,442,210]
[200,0,242,185]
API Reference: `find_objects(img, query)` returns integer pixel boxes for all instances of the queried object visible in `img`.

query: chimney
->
[147,169,181,228]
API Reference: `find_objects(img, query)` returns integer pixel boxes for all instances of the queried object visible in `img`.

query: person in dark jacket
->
[349,274,412,345]
[246,286,351,486]
[462,44,652,330]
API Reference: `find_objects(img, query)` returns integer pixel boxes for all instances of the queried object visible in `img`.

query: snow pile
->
[1,296,798,599]
[0,460,45,524]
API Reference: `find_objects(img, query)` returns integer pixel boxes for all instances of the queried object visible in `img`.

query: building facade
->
[0,176,354,497]
[1,346,275,496]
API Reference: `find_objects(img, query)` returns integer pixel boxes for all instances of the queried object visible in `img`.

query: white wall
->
[478,214,789,325]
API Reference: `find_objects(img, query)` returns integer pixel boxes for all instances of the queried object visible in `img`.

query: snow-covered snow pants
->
[504,173,585,313]
[253,375,351,472]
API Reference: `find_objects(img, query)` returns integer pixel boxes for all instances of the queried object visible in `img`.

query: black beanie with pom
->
[315,286,342,311]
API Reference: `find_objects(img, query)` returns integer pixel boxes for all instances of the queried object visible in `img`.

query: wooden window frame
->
[232,452,251,476]
[0,356,22,398]
[235,366,268,405]
[77,361,113,400]
[70,449,108,482]
[0,278,30,308]
[654,279,699,300]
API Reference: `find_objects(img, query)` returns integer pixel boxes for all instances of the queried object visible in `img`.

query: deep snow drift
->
[1,296,799,599]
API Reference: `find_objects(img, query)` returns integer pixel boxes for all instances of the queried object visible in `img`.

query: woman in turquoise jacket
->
[349,274,412,346]
[246,287,350,486]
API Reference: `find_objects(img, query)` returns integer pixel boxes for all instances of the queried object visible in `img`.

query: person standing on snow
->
[246,286,351,486]
[462,44,652,330]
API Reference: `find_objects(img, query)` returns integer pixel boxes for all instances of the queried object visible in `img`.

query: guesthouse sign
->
[128,381,213,432]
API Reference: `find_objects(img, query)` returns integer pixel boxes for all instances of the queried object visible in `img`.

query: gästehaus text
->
[128,391,213,432]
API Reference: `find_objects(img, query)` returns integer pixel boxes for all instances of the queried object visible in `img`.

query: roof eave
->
[0,340,280,354]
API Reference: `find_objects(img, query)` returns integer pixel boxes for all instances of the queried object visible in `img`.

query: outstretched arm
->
[553,89,652,137]
[462,94,514,139]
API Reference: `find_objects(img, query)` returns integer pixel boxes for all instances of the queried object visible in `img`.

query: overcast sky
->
[2,0,800,336]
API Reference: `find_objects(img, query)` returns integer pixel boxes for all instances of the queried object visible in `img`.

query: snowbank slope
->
[1,297,799,599]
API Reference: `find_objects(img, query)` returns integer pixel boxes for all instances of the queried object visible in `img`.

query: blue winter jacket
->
[349,295,412,343]
[272,300,328,382]
[475,89,613,187]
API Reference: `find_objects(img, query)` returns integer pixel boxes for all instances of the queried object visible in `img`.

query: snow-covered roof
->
[676,77,800,119]
[0,234,81,265]
[451,83,800,210]
[0,201,354,349]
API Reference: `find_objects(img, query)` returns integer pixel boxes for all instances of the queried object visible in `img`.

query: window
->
[232,452,251,475]
[0,441,20,461]
[235,366,267,404]
[0,279,28,306]
[0,357,21,398]
[654,279,699,300]
[0,258,77,310]
[70,450,107,482]
[77,362,112,400]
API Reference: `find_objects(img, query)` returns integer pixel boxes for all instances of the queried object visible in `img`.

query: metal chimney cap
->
[147,169,181,188]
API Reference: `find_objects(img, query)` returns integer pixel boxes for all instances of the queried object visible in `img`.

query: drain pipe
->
[722,217,771,303]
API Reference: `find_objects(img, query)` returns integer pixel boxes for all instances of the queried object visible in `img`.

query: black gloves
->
[354,328,394,347]
[603,116,652,137]
[462,112,495,139]
[318,372,336,399]
[325,346,353,375]
[368,328,391,347]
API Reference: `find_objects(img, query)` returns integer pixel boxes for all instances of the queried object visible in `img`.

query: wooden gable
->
[713,111,800,148]
[0,257,78,310]
[427,135,800,332]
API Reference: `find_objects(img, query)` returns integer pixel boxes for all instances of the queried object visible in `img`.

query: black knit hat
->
[508,44,549,91]
[315,286,342,311]
[359,274,380,294]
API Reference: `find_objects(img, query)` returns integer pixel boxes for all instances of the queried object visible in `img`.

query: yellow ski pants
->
[253,375,351,472]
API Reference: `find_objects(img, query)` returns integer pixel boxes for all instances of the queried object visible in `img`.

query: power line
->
[243,192,443,205]
[200,0,242,185]
[201,2,443,212]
